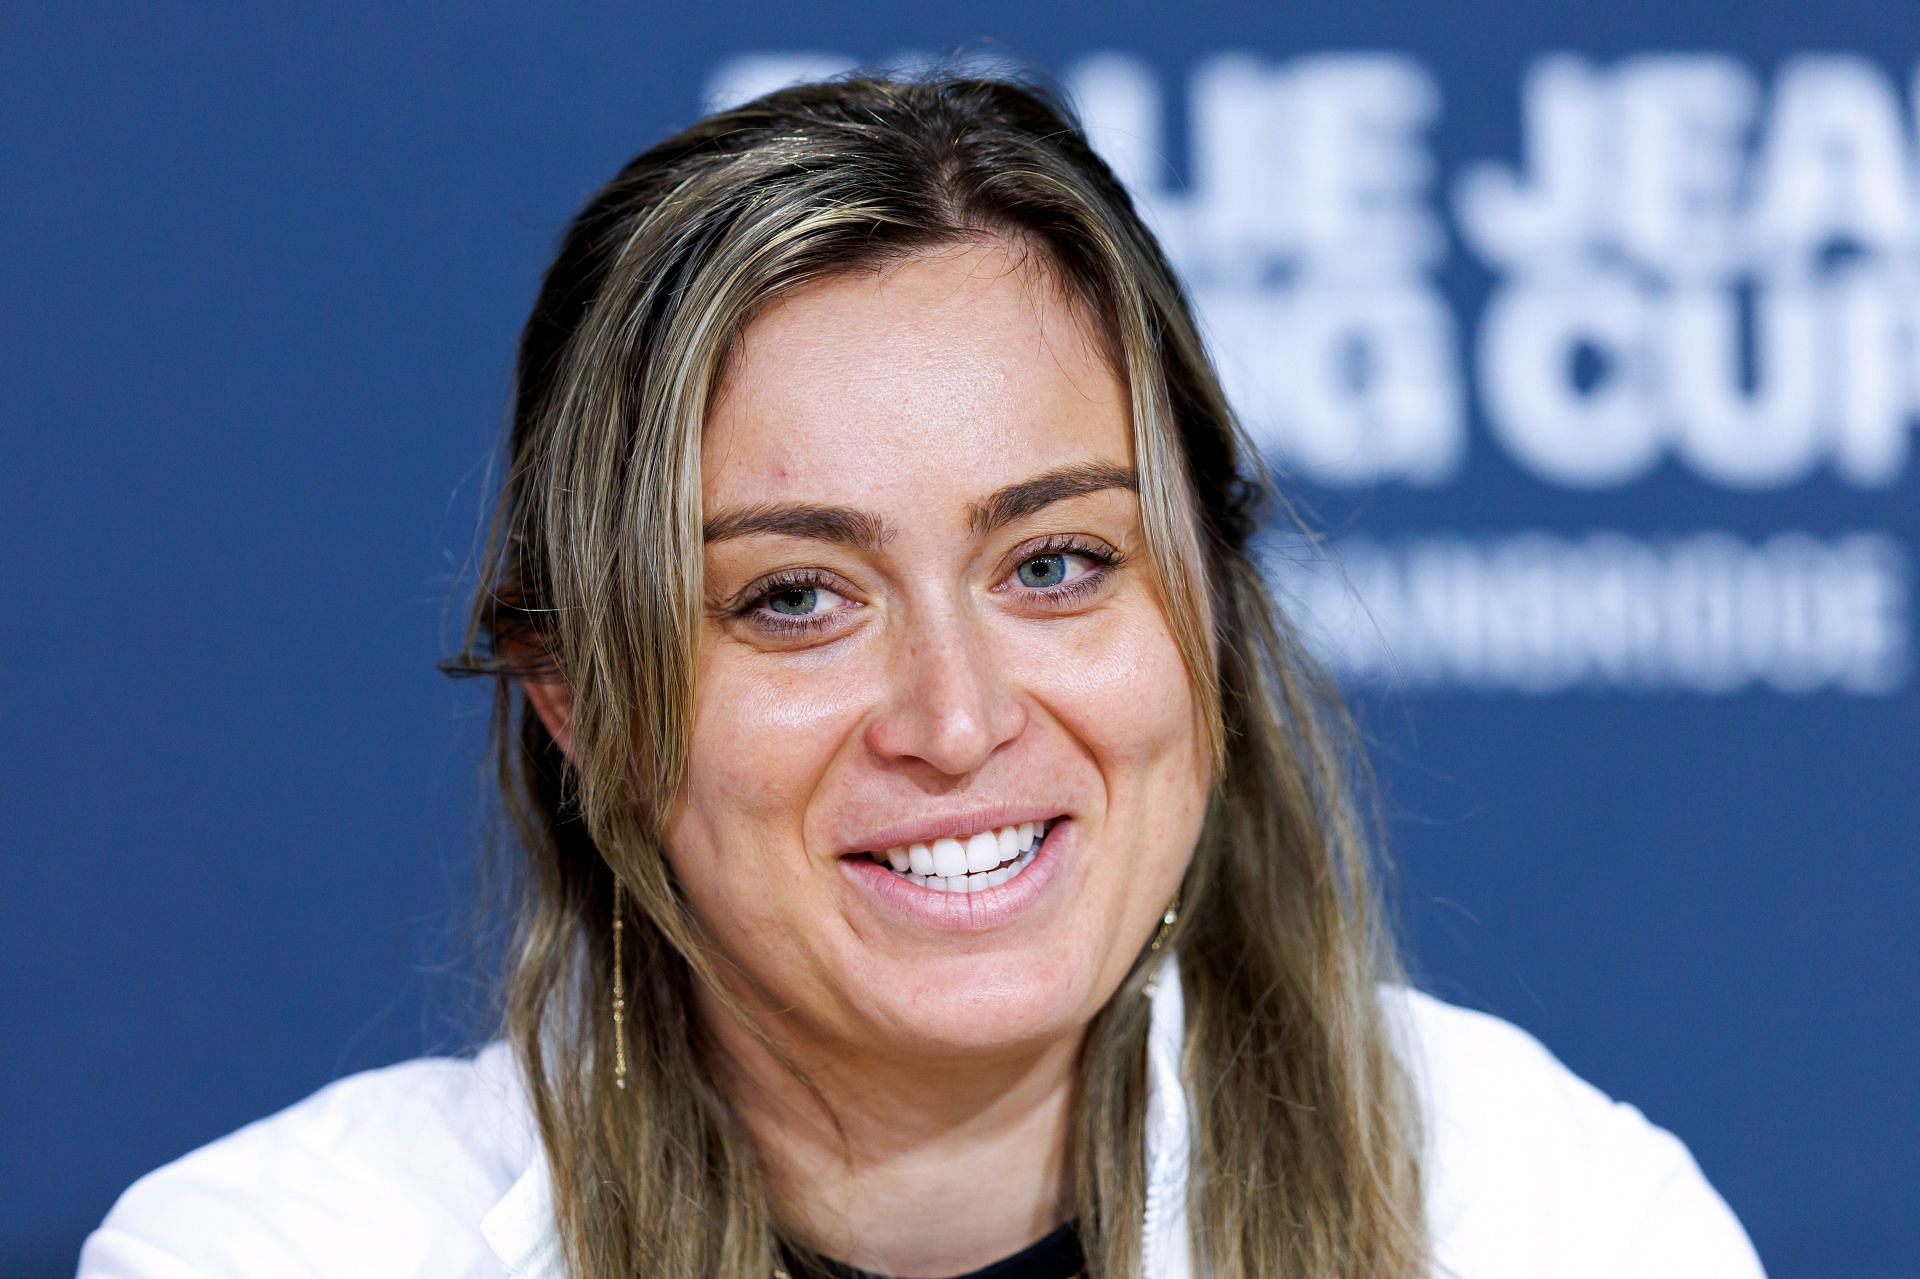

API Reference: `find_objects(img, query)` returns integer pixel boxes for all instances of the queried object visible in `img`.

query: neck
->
[699,989,1080,1277]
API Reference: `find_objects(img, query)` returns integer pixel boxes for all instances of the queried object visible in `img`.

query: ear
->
[521,675,577,759]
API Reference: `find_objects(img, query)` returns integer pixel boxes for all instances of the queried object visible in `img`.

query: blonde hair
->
[447,73,1428,1277]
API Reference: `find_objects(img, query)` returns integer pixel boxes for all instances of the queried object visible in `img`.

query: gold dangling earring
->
[611,878,628,1091]
[1149,890,1181,953]
[1142,889,1181,997]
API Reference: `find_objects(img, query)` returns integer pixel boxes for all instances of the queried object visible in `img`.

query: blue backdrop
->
[6,5,1915,1276]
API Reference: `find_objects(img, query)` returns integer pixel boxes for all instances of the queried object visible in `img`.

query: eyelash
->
[730,535,1124,639]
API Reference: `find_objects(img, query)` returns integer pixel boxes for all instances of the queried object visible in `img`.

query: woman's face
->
[668,239,1211,1063]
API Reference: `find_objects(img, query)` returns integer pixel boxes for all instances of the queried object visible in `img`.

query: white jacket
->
[77,960,1766,1277]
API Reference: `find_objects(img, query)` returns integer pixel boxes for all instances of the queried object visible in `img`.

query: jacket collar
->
[481,955,1193,1277]
[481,1140,563,1278]
[1141,955,1195,1278]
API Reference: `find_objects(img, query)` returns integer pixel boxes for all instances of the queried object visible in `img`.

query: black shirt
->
[779,1221,1085,1279]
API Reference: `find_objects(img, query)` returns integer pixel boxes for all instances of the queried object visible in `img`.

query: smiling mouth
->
[859,818,1057,894]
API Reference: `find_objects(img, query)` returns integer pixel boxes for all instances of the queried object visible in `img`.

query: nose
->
[864,609,1027,777]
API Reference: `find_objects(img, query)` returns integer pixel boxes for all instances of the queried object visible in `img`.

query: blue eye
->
[766,586,819,616]
[1017,554,1070,588]
[732,538,1117,643]
[735,577,857,636]
[1004,540,1122,604]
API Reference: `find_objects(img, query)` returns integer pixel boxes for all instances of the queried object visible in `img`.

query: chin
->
[849,949,1107,1059]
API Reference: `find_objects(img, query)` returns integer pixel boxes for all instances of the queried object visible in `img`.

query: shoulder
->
[77,1040,530,1279]
[1381,986,1767,1278]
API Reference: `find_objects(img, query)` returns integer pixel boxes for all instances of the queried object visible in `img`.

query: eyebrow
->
[701,461,1139,551]
[701,503,894,553]
[965,460,1138,537]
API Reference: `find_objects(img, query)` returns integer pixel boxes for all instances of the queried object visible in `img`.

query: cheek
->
[1025,597,1210,933]
[668,652,870,887]
[1037,601,1206,792]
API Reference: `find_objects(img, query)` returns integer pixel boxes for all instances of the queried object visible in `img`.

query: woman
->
[79,75,1765,1278]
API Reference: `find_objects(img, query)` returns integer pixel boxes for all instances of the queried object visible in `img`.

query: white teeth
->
[931,837,967,878]
[869,819,1056,895]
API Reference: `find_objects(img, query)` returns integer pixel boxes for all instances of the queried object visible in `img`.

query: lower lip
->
[839,819,1072,931]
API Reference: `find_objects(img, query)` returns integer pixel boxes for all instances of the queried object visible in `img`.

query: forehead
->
[702,240,1131,513]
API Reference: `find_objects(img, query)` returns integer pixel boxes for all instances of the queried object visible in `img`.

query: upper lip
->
[837,804,1068,856]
